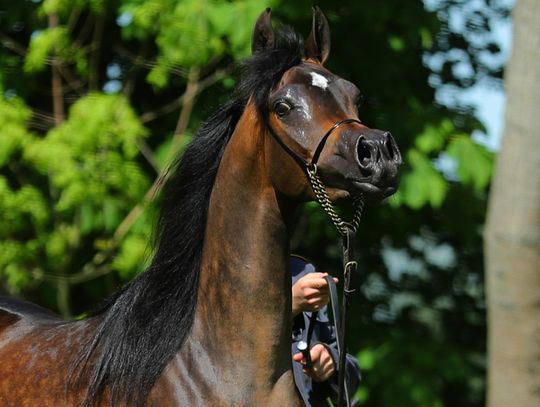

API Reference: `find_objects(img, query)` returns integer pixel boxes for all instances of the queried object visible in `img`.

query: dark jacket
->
[290,256,361,406]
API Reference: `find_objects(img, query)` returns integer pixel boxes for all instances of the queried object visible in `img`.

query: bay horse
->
[0,8,401,407]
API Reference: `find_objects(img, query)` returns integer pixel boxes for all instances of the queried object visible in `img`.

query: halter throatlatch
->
[264,115,364,407]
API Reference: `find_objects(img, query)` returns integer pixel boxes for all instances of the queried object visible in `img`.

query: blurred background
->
[1,0,537,406]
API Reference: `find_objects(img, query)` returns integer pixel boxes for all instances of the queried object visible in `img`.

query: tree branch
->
[48,13,65,126]
[114,45,187,78]
[88,14,105,90]
[136,138,160,173]
[67,7,82,34]
[139,65,233,124]
[122,41,150,98]
[0,33,27,55]
[171,67,199,152]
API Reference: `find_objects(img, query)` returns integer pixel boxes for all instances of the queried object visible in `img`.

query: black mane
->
[74,27,304,407]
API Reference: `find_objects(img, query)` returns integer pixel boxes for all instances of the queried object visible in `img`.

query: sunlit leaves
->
[24,93,149,212]
[120,0,273,88]
[447,134,493,191]
[393,149,448,209]
[45,223,80,268]
[112,234,150,279]
[415,118,454,154]
[0,178,49,235]
[41,0,104,16]
[0,96,32,166]
[394,117,492,209]
[0,179,48,292]
[24,27,87,74]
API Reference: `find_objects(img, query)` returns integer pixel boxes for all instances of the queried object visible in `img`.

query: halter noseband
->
[264,117,362,175]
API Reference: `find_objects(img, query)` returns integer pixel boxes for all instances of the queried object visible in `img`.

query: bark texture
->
[485,1,540,406]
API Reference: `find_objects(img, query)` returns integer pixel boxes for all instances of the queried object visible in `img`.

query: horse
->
[0,8,401,407]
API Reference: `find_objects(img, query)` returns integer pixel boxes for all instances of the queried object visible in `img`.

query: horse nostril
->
[384,132,394,160]
[357,137,371,166]
[383,132,402,164]
[356,136,375,178]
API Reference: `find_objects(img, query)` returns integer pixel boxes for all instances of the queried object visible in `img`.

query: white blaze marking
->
[310,72,329,90]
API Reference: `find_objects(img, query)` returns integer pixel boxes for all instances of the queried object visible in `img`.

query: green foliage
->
[121,0,272,88]
[41,0,104,16]
[415,119,454,154]
[0,0,507,405]
[0,96,32,166]
[25,93,149,212]
[447,135,494,191]
[25,27,87,74]
[393,149,448,209]
[112,233,150,279]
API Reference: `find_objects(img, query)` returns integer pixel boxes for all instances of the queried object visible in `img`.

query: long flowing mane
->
[73,27,304,407]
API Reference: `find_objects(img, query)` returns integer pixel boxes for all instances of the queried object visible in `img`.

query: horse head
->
[252,8,402,204]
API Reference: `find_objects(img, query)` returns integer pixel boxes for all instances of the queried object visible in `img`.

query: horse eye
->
[274,101,292,117]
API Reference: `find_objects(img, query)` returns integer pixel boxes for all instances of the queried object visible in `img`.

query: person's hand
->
[293,343,335,382]
[292,272,338,317]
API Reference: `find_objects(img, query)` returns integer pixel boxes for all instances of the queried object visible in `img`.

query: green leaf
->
[112,234,150,279]
[388,35,405,52]
[80,202,95,235]
[42,0,104,16]
[394,149,448,209]
[0,96,33,166]
[25,28,69,73]
[446,135,494,191]
[415,118,454,154]
[24,93,149,211]
[103,198,121,231]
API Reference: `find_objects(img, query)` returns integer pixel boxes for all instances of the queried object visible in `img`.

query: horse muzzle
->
[322,127,402,202]
[352,129,402,199]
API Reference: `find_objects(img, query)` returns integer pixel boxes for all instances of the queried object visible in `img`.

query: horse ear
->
[305,6,331,64]
[252,8,275,54]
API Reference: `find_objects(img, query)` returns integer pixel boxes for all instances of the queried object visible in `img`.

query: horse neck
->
[188,104,296,390]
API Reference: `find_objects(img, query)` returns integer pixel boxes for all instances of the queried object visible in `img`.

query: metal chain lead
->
[307,165,364,236]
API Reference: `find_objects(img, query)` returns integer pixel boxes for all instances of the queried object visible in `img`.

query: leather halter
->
[263,115,362,407]
[263,116,363,175]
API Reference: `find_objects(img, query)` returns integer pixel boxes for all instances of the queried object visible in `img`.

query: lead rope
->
[305,164,363,407]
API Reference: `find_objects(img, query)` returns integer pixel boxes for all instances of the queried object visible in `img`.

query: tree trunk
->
[485,1,540,406]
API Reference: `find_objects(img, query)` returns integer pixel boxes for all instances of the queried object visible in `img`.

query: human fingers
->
[315,363,335,382]
[302,287,330,298]
[305,296,330,311]
[309,346,335,382]
[303,278,331,291]
[305,273,338,285]
[309,344,325,362]
[303,361,330,382]
[303,272,328,280]
[296,279,328,295]
[292,352,304,363]
[312,345,335,372]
